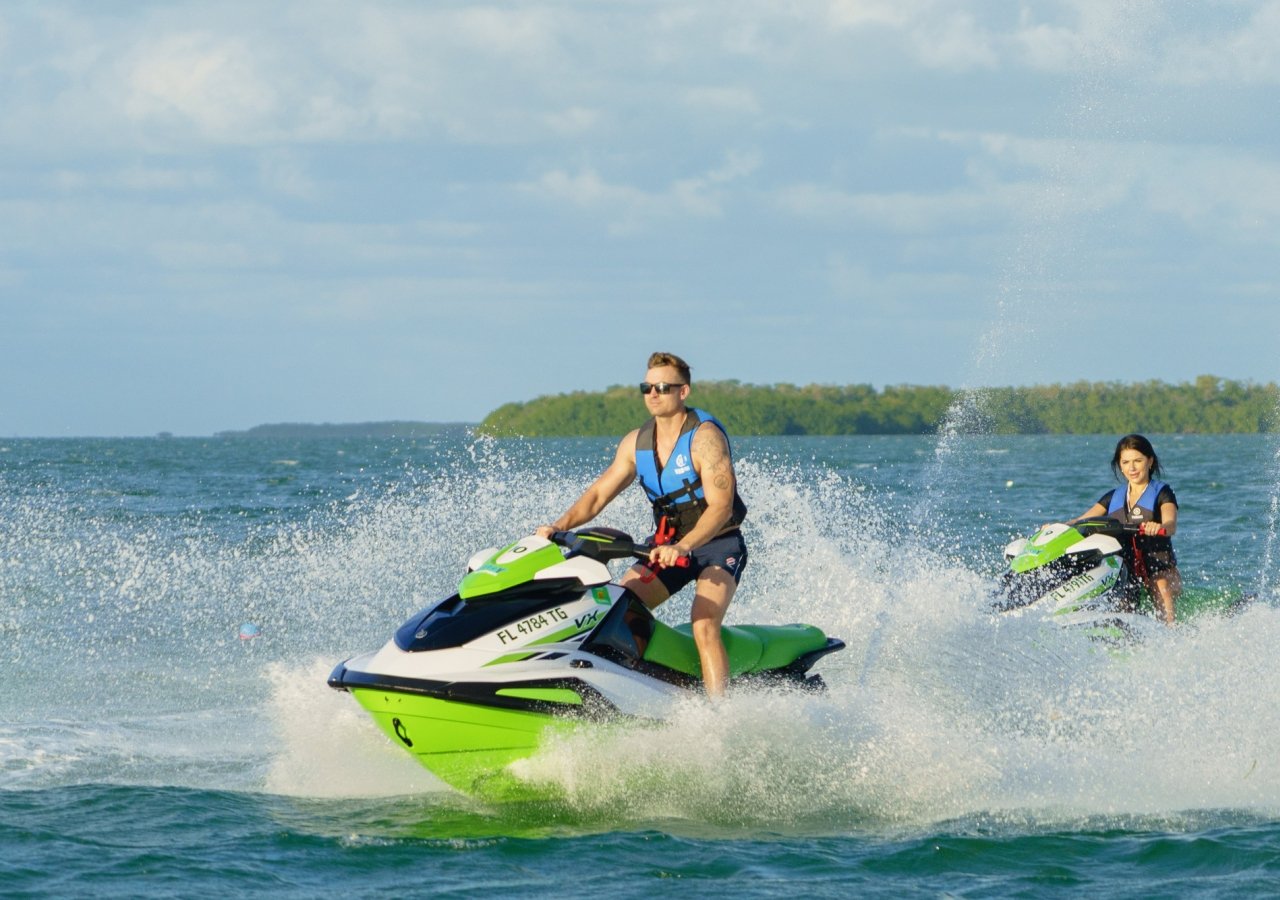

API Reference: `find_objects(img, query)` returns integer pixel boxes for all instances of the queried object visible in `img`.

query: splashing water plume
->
[1257,392,1280,602]
[297,446,1280,827]
[924,0,1177,519]
[4,432,1279,834]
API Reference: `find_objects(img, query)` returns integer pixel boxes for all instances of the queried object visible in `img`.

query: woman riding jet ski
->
[992,516,1248,639]
[328,528,844,798]
[992,517,1159,641]
[994,434,1186,640]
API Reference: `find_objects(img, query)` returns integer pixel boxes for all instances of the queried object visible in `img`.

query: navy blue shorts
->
[640,529,748,595]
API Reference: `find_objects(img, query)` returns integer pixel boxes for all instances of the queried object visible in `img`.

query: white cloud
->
[528,169,661,234]
[1012,16,1086,71]
[448,6,561,58]
[825,1,1004,71]
[961,129,1280,240]
[0,4,581,150]
[46,165,219,194]
[544,106,600,136]
[910,11,999,70]
[1141,151,1280,238]
[149,238,270,270]
[776,180,1022,233]
[775,123,1280,251]
[3,1,1280,435]
[527,151,761,232]
[2,0,1271,157]
[1008,0,1156,74]
[256,151,317,200]
[682,86,762,116]
[705,149,763,185]
[123,32,281,140]
[1162,0,1280,84]
[825,252,980,312]
[826,0,918,30]
[820,0,1271,81]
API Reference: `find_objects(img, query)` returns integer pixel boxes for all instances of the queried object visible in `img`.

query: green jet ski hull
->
[329,528,845,800]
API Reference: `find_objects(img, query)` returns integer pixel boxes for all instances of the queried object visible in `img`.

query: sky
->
[1,0,1278,436]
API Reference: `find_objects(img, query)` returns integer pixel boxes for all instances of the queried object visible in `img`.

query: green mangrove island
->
[477,375,1279,437]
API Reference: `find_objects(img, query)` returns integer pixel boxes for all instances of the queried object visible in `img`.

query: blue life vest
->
[634,408,747,540]
[1106,480,1169,523]
[1105,479,1177,572]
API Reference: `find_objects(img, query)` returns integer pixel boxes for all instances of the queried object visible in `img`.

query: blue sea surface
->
[3,432,1280,897]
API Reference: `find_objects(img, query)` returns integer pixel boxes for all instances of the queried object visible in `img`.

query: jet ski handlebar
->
[550,529,691,567]
[1072,517,1167,538]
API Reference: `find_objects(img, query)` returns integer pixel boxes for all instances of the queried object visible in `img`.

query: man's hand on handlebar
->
[648,543,689,569]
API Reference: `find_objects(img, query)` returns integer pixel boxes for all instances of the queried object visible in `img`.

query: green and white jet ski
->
[328,528,845,798]
[992,517,1158,642]
[992,517,1249,640]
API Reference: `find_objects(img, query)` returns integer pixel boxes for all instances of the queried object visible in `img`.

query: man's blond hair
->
[647,351,691,385]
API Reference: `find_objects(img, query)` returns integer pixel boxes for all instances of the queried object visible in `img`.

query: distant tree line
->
[477,375,1279,437]
[216,421,472,439]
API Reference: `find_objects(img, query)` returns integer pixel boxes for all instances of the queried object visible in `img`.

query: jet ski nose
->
[327,660,351,691]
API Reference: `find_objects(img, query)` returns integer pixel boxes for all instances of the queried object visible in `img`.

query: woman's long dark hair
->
[1111,433,1163,481]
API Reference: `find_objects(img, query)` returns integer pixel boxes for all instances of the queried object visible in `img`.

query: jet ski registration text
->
[497,606,571,644]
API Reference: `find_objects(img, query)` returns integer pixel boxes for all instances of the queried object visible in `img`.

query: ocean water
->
[3,432,1280,898]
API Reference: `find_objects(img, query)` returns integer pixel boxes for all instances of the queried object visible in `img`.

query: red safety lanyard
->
[1130,535,1150,582]
[638,516,677,584]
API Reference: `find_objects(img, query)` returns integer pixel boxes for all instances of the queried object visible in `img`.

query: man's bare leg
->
[690,567,737,698]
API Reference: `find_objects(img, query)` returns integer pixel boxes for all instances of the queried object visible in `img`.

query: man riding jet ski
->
[328,528,844,798]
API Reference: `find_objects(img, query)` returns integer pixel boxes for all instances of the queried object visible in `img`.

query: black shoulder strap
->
[635,417,656,451]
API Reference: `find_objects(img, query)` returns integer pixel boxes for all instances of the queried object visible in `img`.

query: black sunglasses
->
[639,382,685,395]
